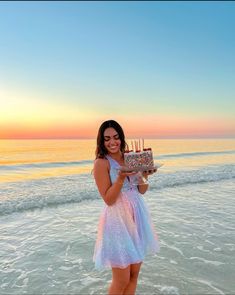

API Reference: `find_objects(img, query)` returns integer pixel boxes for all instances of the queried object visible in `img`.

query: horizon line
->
[1,136,235,140]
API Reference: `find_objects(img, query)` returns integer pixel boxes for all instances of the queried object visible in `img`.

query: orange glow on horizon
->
[0,122,98,139]
[1,115,235,139]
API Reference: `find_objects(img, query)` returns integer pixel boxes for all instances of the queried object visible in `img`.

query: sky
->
[0,1,235,139]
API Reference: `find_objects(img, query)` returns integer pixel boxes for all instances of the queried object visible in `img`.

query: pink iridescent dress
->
[93,155,160,270]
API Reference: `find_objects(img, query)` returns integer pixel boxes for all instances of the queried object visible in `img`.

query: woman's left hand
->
[142,168,157,179]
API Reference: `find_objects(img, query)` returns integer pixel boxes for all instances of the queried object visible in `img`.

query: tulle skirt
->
[93,189,159,270]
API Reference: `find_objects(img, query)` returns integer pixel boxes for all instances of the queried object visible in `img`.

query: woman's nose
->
[110,138,115,144]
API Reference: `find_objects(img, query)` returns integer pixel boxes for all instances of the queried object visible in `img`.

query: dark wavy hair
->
[95,120,127,159]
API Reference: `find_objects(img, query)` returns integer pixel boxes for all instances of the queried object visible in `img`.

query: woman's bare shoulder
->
[94,157,109,168]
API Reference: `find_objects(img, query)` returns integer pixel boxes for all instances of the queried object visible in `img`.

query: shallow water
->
[0,139,235,294]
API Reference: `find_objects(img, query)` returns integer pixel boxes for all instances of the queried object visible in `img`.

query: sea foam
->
[0,164,234,215]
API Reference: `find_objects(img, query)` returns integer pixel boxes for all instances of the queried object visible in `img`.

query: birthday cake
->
[123,140,154,172]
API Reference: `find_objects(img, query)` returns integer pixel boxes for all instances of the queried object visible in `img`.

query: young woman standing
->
[93,120,159,295]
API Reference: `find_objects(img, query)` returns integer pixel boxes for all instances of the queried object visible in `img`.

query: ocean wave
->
[1,150,234,171]
[0,175,98,216]
[0,164,234,216]
[155,150,235,160]
[0,160,93,170]
[150,164,235,190]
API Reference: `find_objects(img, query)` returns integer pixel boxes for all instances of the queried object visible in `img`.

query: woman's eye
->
[104,136,119,141]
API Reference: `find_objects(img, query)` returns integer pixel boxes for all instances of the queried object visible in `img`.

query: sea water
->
[0,139,235,295]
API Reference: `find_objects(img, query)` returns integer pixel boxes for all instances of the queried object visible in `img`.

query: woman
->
[93,120,159,295]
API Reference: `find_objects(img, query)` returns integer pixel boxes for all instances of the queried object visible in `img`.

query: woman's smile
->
[103,127,121,154]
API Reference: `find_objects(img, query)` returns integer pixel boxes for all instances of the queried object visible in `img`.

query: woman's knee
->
[113,276,130,290]
[111,266,130,290]
[129,262,142,282]
[129,271,139,282]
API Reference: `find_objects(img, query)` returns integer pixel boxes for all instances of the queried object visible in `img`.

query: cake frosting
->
[124,147,154,171]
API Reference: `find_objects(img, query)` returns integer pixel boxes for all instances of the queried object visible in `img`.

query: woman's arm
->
[137,169,157,195]
[94,158,135,206]
[137,173,149,194]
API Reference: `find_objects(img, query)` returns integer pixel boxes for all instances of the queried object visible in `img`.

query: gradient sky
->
[0,1,235,139]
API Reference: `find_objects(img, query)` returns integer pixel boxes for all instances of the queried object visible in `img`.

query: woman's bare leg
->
[108,265,131,295]
[123,262,142,295]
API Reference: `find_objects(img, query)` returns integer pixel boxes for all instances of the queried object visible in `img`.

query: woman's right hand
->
[117,170,137,184]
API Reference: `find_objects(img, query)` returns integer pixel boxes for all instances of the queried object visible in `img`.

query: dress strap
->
[105,155,120,168]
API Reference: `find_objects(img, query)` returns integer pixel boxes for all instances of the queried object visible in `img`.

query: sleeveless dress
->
[93,155,160,270]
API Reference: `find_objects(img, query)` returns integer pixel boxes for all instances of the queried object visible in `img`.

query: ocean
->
[0,139,235,295]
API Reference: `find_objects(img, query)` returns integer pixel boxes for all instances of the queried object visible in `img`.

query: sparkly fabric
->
[93,155,160,270]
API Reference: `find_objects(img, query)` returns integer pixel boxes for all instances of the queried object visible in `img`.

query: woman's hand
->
[142,168,157,179]
[117,170,137,183]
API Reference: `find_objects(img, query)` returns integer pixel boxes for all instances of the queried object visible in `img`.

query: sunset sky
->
[0,1,235,139]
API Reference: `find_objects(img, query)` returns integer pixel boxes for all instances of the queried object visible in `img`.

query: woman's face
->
[103,127,121,155]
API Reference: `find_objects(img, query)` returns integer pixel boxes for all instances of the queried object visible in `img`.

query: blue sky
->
[0,1,235,138]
